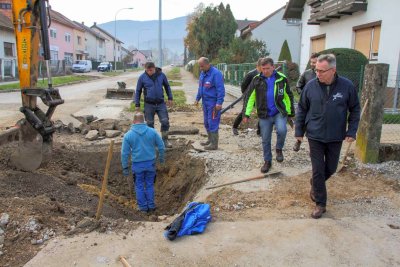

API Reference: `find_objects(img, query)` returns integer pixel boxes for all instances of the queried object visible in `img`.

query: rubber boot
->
[200,132,211,146]
[204,132,218,150]
[162,131,172,148]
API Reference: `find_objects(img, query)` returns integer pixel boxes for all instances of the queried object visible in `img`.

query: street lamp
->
[114,7,133,71]
[137,28,150,50]
[158,0,162,67]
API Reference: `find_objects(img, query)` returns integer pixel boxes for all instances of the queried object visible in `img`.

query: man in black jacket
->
[296,53,319,93]
[243,57,295,173]
[295,54,360,219]
[232,59,262,135]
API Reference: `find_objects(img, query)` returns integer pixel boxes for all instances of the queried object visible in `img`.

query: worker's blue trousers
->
[202,100,221,133]
[132,160,156,211]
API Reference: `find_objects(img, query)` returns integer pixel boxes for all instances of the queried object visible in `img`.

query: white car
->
[72,60,92,73]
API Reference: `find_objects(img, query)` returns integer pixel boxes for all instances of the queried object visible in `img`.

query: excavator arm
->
[0,0,63,171]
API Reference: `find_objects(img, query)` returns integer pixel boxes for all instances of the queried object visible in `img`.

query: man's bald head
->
[198,57,211,72]
[133,112,145,124]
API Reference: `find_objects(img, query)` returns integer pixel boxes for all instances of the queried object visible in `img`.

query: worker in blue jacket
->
[121,112,165,213]
[135,62,173,148]
[194,57,225,150]
[295,54,360,219]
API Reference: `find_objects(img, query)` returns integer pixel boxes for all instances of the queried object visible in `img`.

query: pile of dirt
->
[206,168,400,222]
[0,141,206,266]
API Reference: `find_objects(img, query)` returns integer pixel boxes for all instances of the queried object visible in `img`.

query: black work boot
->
[162,131,172,148]
[276,149,284,162]
[311,205,326,219]
[232,127,239,136]
[200,132,210,146]
[261,161,271,173]
[204,132,218,150]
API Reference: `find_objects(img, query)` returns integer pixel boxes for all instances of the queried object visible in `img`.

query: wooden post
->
[96,140,115,220]
[355,64,389,163]
[119,256,132,267]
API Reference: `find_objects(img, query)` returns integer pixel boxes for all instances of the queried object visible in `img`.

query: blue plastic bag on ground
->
[164,202,211,241]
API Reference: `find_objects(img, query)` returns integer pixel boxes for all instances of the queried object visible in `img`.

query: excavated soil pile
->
[0,142,206,267]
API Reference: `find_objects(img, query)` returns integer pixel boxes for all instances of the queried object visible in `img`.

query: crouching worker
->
[121,112,165,213]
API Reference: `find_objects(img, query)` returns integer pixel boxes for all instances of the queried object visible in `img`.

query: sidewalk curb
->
[0,76,103,94]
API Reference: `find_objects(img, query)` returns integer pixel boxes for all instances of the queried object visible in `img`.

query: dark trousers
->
[233,112,261,134]
[233,112,243,129]
[308,139,342,207]
[144,102,170,132]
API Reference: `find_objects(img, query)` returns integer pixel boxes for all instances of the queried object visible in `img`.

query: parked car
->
[72,60,92,73]
[97,62,112,72]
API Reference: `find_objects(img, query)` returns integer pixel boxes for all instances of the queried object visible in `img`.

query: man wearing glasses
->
[295,54,360,219]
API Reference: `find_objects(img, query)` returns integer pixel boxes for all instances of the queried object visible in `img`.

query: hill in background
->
[98,16,187,57]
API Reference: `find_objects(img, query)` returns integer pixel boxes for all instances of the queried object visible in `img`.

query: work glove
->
[122,167,130,177]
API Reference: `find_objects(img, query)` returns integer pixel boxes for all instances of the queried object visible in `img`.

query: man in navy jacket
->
[195,57,225,150]
[135,62,173,148]
[295,54,360,219]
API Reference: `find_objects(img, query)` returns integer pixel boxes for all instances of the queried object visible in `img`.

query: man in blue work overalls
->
[121,112,165,213]
[194,57,225,150]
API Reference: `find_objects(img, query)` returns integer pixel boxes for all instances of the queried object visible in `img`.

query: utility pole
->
[158,0,162,67]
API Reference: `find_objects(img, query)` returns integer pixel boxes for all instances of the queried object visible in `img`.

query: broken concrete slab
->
[98,127,106,137]
[71,115,97,124]
[85,130,99,141]
[79,124,91,135]
[105,130,121,138]
[169,126,200,135]
[116,120,132,133]
[90,119,116,131]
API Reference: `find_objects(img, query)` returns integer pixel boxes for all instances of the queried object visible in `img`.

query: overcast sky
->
[50,0,288,24]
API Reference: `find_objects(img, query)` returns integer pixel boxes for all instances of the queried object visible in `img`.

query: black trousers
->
[233,112,243,129]
[308,139,342,207]
[233,112,261,134]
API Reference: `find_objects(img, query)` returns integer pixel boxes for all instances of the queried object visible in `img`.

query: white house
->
[0,12,16,80]
[74,21,106,62]
[283,0,400,88]
[91,23,124,63]
[242,5,302,64]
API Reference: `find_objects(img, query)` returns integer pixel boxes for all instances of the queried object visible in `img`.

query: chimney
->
[93,22,97,26]
[82,22,84,25]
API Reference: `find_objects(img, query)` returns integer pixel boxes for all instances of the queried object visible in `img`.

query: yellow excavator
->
[0,0,63,171]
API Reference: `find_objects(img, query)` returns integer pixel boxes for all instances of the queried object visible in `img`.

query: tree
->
[217,38,268,64]
[184,3,237,59]
[278,40,292,62]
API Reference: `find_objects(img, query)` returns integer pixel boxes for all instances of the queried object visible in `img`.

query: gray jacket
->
[296,69,316,93]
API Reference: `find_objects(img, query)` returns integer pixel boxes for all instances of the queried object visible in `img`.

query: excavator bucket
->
[106,81,135,100]
[0,0,64,171]
[10,121,43,171]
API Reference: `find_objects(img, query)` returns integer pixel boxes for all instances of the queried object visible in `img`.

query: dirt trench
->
[0,141,206,267]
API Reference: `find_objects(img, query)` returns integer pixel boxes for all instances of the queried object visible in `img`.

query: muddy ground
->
[0,134,205,267]
[1,67,400,266]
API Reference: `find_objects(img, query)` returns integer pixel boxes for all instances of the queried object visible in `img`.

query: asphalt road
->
[0,71,140,128]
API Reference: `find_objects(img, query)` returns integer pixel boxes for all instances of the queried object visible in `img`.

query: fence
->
[92,61,132,71]
[381,70,400,144]
[38,60,72,77]
[216,62,288,87]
